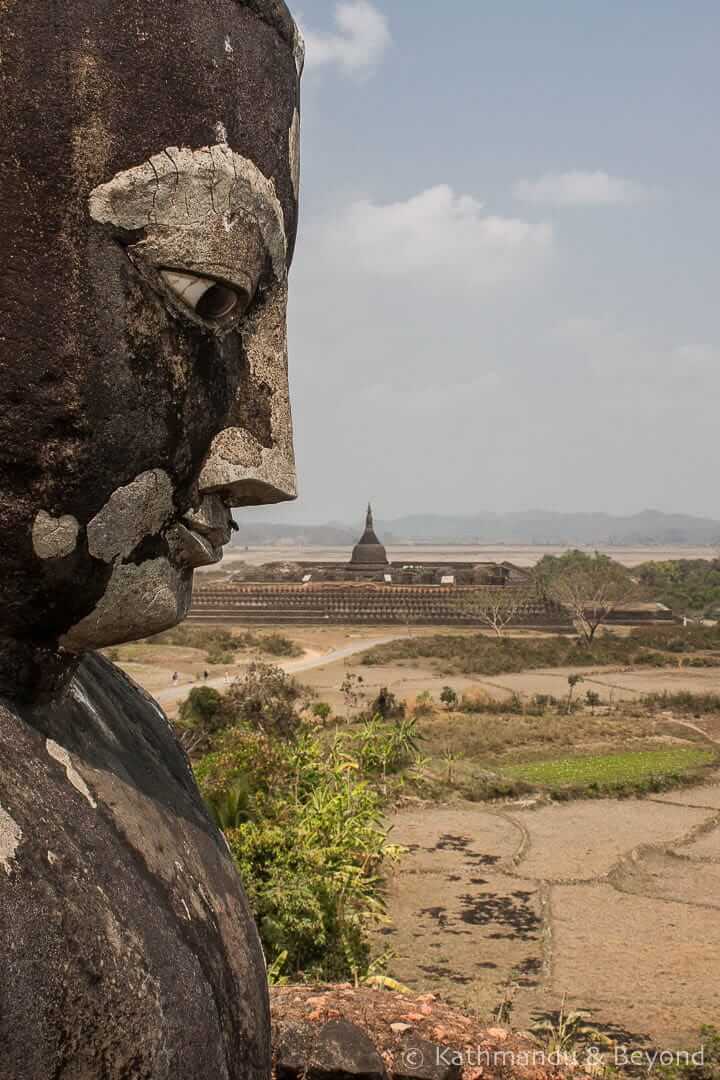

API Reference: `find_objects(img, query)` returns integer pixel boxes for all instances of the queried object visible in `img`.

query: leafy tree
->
[311,701,332,722]
[535,550,643,643]
[635,558,720,618]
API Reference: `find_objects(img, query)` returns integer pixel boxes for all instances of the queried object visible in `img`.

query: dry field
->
[112,622,720,1046]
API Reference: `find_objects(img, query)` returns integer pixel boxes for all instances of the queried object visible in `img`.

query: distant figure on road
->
[172,671,179,685]
[203,669,209,682]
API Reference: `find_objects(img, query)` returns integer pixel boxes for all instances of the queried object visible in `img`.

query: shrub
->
[311,702,332,722]
[356,626,720,677]
[367,687,405,720]
[195,722,399,980]
[221,662,307,740]
[206,649,235,666]
[413,690,434,718]
[440,686,458,710]
[257,632,303,658]
[176,686,225,754]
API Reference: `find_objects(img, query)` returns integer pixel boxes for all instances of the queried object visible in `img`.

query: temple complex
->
[188,504,675,628]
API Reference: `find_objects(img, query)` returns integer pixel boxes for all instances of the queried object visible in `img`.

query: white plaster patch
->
[46,739,98,809]
[89,143,287,281]
[86,468,174,562]
[0,804,22,876]
[32,510,80,560]
[224,34,233,56]
[293,22,306,77]
[289,108,300,201]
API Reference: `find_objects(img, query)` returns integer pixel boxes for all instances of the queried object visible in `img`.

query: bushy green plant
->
[311,701,332,722]
[348,716,421,778]
[195,722,399,980]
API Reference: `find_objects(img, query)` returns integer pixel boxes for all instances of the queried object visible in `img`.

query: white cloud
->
[513,170,659,206]
[308,184,553,288]
[301,0,390,74]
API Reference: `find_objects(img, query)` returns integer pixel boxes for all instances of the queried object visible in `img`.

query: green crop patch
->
[499,747,716,793]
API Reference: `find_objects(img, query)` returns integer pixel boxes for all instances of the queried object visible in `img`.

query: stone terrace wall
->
[188,582,572,628]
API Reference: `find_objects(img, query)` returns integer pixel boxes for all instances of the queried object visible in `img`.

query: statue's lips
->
[170,507,233,568]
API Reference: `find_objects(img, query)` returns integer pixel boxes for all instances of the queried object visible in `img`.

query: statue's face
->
[0,0,302,655]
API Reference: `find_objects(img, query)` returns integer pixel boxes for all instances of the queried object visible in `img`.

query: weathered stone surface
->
[0,653,271,1080]
[313,1020,388,1080]
[274,1021,318,1080]
[394,1035,462,1080]
[274,1019,388,1080]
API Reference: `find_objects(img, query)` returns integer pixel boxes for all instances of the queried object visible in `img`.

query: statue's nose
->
[197,425,297,507]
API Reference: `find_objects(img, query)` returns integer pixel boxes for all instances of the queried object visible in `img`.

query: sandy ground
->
[380,787,720,1046]
[200,543,720,571]
[113,626,440,715]
[298,656,720,712]
[116,623,720,718]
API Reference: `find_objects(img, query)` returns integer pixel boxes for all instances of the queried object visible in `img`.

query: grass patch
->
[358,626,720,677]
[140,624,302,661]
[498,747,716,795]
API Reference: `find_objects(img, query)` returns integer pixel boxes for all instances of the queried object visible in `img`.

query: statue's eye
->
[160,270,250,322]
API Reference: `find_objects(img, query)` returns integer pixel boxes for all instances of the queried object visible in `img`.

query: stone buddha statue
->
[0,1,302,1076]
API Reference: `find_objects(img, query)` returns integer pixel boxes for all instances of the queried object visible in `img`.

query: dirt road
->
[153,632,408,707]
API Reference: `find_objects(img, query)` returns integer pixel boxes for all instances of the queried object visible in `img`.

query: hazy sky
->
[247,0,720,527]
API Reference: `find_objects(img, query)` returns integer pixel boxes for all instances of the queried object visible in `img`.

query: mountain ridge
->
[231,509,720,547]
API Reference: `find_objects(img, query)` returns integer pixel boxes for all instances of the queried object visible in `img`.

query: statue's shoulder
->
[0,650,201,816]
[0,652,270,1080]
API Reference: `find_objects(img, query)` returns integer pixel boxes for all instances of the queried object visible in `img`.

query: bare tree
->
[456,587,532,637]
[534,551,643,644]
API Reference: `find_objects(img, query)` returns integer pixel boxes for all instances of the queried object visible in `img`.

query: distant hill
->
[231,509,720,548]
[230,522,358,546]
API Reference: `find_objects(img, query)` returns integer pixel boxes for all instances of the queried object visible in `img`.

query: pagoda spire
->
[366,502,373,530]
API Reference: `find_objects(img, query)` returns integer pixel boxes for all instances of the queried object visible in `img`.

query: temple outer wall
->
[188,582,574,629]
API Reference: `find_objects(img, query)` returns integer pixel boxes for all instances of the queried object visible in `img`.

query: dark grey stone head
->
[0,0,302,697]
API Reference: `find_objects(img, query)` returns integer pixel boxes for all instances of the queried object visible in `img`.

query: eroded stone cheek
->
[60,557,192,652]
[86,468,174,562]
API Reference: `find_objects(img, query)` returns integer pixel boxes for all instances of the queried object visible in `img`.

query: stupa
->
[347,503,390,572]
